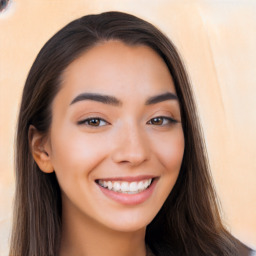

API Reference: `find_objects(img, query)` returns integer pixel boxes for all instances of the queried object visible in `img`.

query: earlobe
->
[28,125,54,173]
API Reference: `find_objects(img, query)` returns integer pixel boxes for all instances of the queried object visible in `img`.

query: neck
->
[59,200,147,256]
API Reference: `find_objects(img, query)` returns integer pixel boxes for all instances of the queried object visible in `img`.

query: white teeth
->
[113,182,121,191]
[138,181,144,190]
[129,182,137,192]
[107,181,112,190]
[121,182,129,192]
[144,180,149,187]
[97,178,153,194]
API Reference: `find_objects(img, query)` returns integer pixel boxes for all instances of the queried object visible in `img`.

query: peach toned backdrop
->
[0,0,255,255]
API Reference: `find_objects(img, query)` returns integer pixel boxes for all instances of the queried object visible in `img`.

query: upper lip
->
[95,175,157,182]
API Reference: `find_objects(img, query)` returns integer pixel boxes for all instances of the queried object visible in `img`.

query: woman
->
[9,11,243,256]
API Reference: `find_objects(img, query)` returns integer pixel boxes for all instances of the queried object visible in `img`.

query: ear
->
[28,125,54,173]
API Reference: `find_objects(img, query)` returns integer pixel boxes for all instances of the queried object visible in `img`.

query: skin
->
[30,41,184,256]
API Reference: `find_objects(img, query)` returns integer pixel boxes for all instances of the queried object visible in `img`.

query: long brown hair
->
[10,11,238,256]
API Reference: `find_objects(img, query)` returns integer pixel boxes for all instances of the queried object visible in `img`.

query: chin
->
[97,208,157,233]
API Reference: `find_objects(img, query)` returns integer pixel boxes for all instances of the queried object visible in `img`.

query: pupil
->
[153,117,162,125]
[90,119,99,126]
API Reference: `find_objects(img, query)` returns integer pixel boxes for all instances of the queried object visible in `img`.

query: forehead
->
[58,40,176,101]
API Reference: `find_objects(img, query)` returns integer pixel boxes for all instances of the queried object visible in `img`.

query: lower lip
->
[96,179,158,205]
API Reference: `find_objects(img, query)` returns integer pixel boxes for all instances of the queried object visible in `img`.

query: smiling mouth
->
[96,178,153,194]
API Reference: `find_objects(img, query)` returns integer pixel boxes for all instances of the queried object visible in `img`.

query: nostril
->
[0,0,10,12]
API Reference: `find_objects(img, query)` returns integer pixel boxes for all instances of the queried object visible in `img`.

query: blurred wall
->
[0,0,255,254]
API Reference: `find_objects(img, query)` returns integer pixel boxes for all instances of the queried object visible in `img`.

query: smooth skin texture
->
[30,41,184,256]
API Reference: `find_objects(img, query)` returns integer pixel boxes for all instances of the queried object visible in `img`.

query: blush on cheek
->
[156,138,184,171]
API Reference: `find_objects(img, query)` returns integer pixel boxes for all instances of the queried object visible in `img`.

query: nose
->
[111,123,150,167]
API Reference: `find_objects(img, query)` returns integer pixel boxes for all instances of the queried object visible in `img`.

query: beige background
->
[0,0,256,255]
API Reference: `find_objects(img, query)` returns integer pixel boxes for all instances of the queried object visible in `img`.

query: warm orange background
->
[1,0,255,255]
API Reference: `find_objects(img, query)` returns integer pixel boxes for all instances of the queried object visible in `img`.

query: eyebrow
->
[70,92,178,106]
[70,93,121,106]
[145,92,178,105]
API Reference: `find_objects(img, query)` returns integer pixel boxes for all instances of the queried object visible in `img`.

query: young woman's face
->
[46,41,184,232]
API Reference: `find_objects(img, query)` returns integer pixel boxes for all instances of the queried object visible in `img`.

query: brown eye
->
[147,116,177,126]
[151,117,164,125]
[77,117,108,127]
[88,118,100,126]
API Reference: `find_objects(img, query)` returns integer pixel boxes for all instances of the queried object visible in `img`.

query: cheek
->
[145,127,184,217]
[152,128,184,172]
[150,127,184,201]
[49,124,110,180]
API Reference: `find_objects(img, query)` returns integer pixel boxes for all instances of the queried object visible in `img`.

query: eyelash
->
[77,117,109,127]
[146,116,178,126]
[77,116,177,127]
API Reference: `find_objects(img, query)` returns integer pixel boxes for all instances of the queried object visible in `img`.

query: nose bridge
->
[111,120,149,166]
